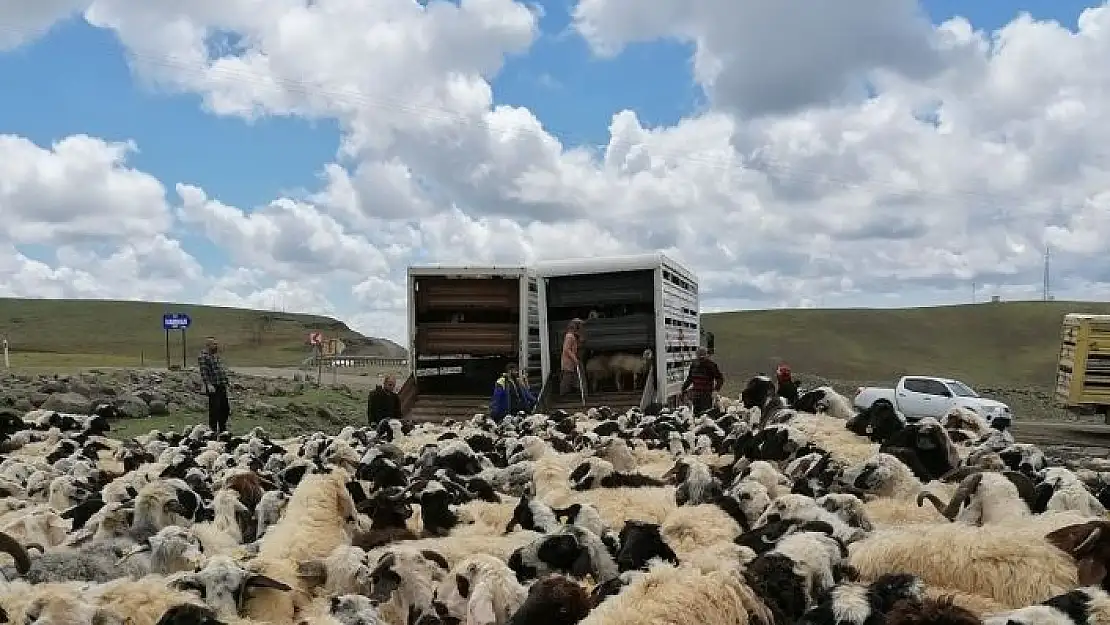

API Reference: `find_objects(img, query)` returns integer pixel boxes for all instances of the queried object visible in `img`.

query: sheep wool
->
[849,523,1078,608]
[579,563,769,625]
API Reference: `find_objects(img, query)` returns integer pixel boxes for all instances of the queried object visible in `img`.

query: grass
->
[0,298,406,368]
[108,386,370,439]
[703,300,1110,389]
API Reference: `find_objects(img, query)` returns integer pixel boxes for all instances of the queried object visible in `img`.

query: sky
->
[2,1,1110,346]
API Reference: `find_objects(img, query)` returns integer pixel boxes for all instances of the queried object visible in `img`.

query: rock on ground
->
[0,367,368,429]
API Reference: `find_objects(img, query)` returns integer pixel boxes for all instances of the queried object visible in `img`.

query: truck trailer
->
[535,253,700,411]
[1055,313,1110,423]
[404,266,540,421]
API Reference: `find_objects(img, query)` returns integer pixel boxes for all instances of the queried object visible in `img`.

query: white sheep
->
[917,471,1031,525]
[1040,467,1108,518]
[608,350,653,392]
[433,554,527,625]
[585,355,613,393]
[579,561,771,625]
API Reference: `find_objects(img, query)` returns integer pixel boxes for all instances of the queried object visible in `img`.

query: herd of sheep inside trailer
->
[2,377,1110,625]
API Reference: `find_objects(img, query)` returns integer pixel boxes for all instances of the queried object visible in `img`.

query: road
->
[231,366,401,389]
[1012,421,1110,448]
[231,366,1110,449]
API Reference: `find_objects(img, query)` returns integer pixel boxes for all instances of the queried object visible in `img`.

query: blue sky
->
[0,1,1092,217]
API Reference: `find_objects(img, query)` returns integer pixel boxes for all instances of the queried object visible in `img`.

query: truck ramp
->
[406,394,490,423]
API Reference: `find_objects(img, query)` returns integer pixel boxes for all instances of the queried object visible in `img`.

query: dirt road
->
[231,366,402,388]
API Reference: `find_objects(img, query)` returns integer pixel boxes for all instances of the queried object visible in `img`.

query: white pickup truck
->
[853,375,1012,422]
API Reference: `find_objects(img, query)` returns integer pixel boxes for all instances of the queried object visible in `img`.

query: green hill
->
[703,300,1110,389]
[0,298,405,370]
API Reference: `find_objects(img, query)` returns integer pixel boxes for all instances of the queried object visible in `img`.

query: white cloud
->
[0,134,172,244]
[2,1,1110,345]
[0,0,89,50]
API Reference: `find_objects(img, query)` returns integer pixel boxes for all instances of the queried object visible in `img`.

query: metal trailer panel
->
[535,252,695,281]
[538,268,658,388]
[535,254,700,406]
[406,266,530,379]
[524,274,542,389]
[408,265,529,277]
[658,257,700,403]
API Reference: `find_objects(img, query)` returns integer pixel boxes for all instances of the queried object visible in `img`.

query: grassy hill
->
[703,300,1110,389]
[0,298,405,369]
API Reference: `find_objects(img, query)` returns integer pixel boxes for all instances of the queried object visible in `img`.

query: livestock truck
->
[404,266,541,421]
[534,253,700,411]
[1054,313,1110,424]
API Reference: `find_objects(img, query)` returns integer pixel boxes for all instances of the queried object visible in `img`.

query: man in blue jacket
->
[490,363,535,422]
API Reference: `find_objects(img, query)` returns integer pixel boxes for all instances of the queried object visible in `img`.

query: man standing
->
[198,336,231,434]
[559,318,584,398]
[682,346,724,414]
[367,375,402,425]
[490,363,535,422]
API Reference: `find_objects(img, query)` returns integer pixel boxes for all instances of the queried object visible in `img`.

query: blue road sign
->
[163,313,192,330]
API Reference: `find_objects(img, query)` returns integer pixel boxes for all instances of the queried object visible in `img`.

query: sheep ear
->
[245,574,291,591]
[296,560,327,585]
[1047,523,1104,559]
[466,583,498,625]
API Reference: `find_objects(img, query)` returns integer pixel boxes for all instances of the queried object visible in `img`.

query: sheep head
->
[1046,520,1110,590]
[660,458,690,484]
[329,595,385,625]
[506,575,591,625]
[170,556,292,617]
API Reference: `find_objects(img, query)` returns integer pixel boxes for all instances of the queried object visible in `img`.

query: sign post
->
[308,332,324,386]
[162,313,192,369]
[2,339,8,369]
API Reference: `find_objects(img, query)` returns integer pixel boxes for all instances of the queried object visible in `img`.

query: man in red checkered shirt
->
[682,346,724,414]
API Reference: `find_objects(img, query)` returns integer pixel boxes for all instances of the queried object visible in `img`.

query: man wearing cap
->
[776,364,799,405]
[682,346,724,414]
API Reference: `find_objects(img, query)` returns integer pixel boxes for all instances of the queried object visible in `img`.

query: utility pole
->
[1043,245,1051,301]
[972,282,977,304]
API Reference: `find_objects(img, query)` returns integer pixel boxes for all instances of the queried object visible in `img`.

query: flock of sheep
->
[1,374,1110,625]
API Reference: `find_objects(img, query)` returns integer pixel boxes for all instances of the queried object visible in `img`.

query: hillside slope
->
[0,298,405,368]
[703,301,1110,388]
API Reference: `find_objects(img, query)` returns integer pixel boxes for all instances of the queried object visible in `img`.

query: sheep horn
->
[916,492,950,518]
[1077,527,1103,555]
[1001,471,1037,511]
[245,574,292,591]
[0,531,31,573]
[661,463,681,481]
[238,573,292,612]
[942,473,984,520]
[938,466,982,483]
